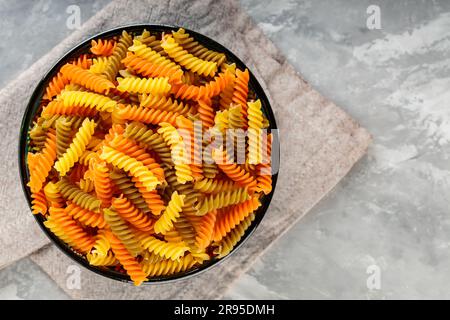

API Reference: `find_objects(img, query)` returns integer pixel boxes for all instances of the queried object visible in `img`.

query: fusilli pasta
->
[154,191,185,235]
[161,35,217,77]
[54,118,96,176]
[25,27,275,285]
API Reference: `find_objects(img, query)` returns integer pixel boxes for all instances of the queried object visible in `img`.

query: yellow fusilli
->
[154,191,185,234]
[117,77,171,95]
[161,35,217,77]
[54,118,96,176]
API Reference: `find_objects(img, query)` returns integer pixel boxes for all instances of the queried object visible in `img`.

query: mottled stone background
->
[1,0,450,299]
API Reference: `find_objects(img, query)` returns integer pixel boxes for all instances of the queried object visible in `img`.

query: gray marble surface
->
[1,0,450,299]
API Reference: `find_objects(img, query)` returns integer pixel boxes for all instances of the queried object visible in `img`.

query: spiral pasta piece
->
[90,39,116,56]
[55,117,73,157]
[108,134,165,182]
[213,148,257,190]
[27,129,57,193]
[109,170,151,214]
[43,57,92,100]
[44,72,70,100]
[31,189,47,215]
[232,68,250,122]
[195,188,250,216]
[228,104,245,129]
[136,30,167,56]
[128,39,181,74]
[65,201,106,228]
[157,122,184,148]
[60,64,115,94]
[60,91,117,112]
[43,181,65,208]
[193,178,237,194]
[41,100,98,118]
[247,99,264,165]
[141,250,164,264]
[89,57,109,74]
[29,123,47,150]
[195,210,217,249]
[255,133,273,195]
[54,118,96,176]
[133,182,165,216]
[173,70,232,100]
[91,230,111,257]
[202,162,219,179]
[173,216,197,249]
[44,215,78,249]
[103,208,143,257]
[165,168,199,202]
[140,93,191,116]
[163,166,200,217]
[48,207,95,254]
[124,122,173,167]
[27,153,40,171]
[101,31,133,81]
[154,191,185,234]
[100,146,160,192]
[142,254,196,278]
[158,123,193,184]
[92,160,114,207]
[172,28,226,66]
[87,251,118,266]
[117,76,171,96]
[114,104,181,127]
[175,116,203,180]
[213,213,255,258]
[105,230,147,286]
[197,98,214,128]
[134,231,189,261]
[122,52,183,84]
[213,198,260,242]
[57,177,101,212]
[213,109,229,133]
[161,35,217,77]
[219,63,236,110]
[112,195,154,232]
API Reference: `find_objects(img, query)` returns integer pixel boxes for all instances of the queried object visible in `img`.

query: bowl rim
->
[18,23,279,284]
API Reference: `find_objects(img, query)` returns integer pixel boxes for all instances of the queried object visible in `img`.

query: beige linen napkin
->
[0,0,370,298]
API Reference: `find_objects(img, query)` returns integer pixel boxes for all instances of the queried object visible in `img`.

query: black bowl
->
[19,24,279,284]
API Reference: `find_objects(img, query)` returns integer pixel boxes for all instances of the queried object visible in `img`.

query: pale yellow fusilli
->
[154,191,185,234]
[117,77,171,95]
[60,91,117,112]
